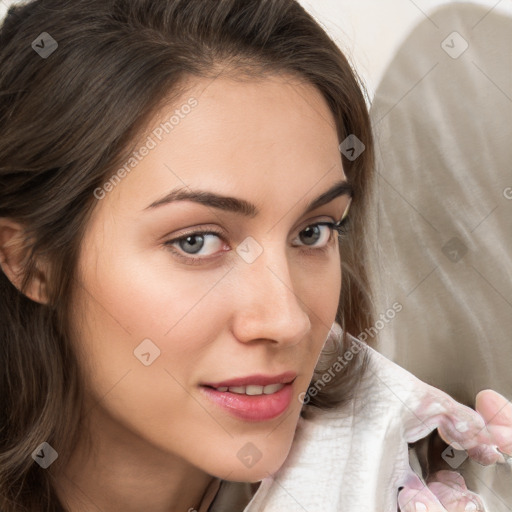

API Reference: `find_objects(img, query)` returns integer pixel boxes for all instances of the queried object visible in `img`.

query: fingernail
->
[415,503,428,511]
[434,470,464,488]
[496,447,512,465]
[465,502,477,511]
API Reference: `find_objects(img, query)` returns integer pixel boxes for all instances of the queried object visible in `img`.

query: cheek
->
[294,251,342,332]
[288,253,342,378]
[70,233,343,480]
[72,247,232,389]
[74,227,342,376]
[71,262,306,480]
[75,241,342,387]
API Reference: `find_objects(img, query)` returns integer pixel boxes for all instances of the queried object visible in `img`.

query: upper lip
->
[202,371,297,388]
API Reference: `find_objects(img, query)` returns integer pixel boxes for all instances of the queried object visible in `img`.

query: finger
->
[405,390,483,446]
[427,470,467,491]
[398,473,448,512]
[413,390,500,465]
[427,471,485,511]
[475,390,512,455]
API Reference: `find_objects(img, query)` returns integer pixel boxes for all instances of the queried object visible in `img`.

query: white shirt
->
[205,329,507,511]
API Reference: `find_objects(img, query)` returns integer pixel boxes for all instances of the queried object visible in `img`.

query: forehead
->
[99,73,345,215]
[148,72,339,150]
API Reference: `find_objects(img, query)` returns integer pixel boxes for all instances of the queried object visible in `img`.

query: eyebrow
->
[145,179,353,217]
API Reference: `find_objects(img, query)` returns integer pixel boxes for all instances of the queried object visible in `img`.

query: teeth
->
[245,385,264,395]
[215,383,286,395]
[262,383,285,395]
[229,386,246,394]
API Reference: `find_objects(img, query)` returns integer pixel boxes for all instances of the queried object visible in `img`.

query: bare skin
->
[0,74,510,512]
[50,74,346,511]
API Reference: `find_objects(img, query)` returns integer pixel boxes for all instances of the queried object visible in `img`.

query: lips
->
[201,371,297,389]
[199,380,296,422]
[214,383,285,395]
[199,371,298,421]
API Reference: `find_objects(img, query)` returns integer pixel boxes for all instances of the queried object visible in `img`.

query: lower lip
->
[199,383,294,422]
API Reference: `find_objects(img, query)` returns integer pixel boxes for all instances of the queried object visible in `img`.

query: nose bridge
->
[232,239,311,344]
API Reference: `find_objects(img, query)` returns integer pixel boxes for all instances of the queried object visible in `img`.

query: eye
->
[166,231,226,259]
[163,217,349,265]
[294,223,333,248]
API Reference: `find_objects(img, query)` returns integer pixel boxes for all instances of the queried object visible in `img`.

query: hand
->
[473,390,512,460]
[398,471,484,511]
[397,390,512,511]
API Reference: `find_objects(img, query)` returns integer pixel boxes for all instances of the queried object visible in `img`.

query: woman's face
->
[72,73,351,482]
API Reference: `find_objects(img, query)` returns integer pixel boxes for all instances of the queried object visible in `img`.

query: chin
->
[211,434,295,483]
[222,459,287,483]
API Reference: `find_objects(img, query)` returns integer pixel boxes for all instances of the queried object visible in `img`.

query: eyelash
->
[163,217,350,266]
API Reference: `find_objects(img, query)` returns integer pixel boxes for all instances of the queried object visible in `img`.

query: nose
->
[230,243,312,347]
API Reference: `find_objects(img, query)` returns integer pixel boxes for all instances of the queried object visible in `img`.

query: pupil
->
[301,226,320,245]
[180,235,204,254]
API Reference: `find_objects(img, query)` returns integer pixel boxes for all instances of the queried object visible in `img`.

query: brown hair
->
[0,0,375,509]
